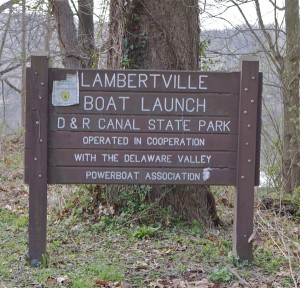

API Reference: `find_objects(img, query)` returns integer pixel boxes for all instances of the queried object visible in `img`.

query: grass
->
[1,134,300,287]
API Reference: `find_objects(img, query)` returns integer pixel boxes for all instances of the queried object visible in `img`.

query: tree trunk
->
[50,0,96,69]
[107,0,220,226]
[107,0,125,69]
[21,0,26,127]
[78,0,98,67]
[282,0,300,194]
[50,0,81,68]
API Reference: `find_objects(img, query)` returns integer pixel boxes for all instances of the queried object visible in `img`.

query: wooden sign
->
[25,54,262,264]
[46,69,240,186]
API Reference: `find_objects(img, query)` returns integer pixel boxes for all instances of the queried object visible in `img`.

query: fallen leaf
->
[134,260,149,270]
[4,205,12,211]
[248,230,264,247]
[176,244,187,251]
[95,279,109,287]
[44,278,57,286]
[230,283,241,288]
[57,275,70,284]
[276,270,290,277]
[149,281,165,288]
[98,202,115,216]
[193,279,215,288]
[172,278,188,287]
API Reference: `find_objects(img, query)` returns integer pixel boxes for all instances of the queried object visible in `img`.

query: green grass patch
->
[66,261,124,287]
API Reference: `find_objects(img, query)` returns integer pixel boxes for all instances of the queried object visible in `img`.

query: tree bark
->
[50,0,81,68]
[282,0,300,193]
[107,0,220,226]
[107,0,126,69]
[21,0,26,127]
[124,0,199,70]
[78,0,98,67]
[50,0,97,69]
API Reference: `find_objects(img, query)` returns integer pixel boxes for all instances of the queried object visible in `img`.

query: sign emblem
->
[61,91,70,102]
[52,73,79,106]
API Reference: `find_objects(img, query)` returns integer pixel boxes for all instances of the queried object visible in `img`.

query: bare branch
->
[0,3,12,60]
[0,0,16,14]
[0,63,22,75]
[228,0,283,73]
[4,79,21,94]
[268,0,285,11]
[253,0,283,71]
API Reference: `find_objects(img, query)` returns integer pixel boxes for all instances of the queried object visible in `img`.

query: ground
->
[0,133,299,287]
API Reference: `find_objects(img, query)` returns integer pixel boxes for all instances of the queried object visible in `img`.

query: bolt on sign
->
[25,53,262,264]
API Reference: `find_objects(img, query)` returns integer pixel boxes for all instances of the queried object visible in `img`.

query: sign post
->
[25,54,262,263]
[233,57,261,261]
[25,53,49,263]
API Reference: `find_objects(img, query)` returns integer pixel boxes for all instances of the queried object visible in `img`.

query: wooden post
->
[233,57,260,262]
[27,53,49,264]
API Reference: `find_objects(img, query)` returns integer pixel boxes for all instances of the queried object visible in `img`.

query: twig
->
[224,264,248,286]
[256,210,298,287]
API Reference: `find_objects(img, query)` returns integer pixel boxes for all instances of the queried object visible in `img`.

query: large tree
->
[50,0,220,225]
[107,0,220,225]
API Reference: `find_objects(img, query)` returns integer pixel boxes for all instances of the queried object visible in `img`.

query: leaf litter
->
[1,135,300,287]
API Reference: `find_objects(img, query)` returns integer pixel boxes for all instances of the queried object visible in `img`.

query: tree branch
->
[0,63,21,75]
[229,0,283,73]
[268,0,285,11]
[253,0,284,72]
[4,79,21,93]
[0,3,12,60]
[0,0,16,14]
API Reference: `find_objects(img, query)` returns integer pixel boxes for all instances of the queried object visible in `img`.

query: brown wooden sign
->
[25,54,262,264]
[46,70,240,185]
